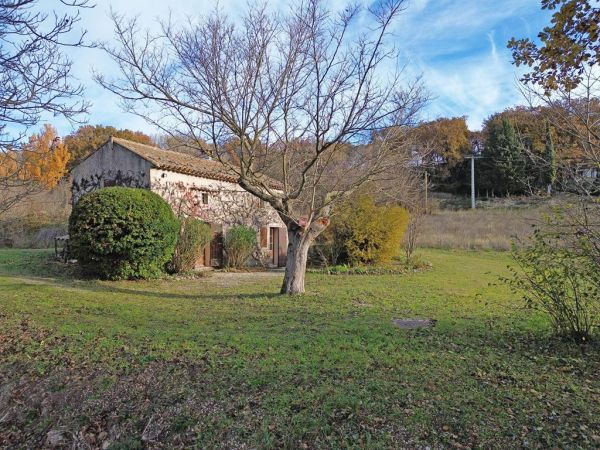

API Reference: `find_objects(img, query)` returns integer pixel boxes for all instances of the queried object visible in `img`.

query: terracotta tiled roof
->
[111,137,284,189]
[112,137,239,183]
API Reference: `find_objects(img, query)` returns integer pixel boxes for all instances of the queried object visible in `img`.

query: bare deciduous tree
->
[98,0,426,294]
[0,0,92,216]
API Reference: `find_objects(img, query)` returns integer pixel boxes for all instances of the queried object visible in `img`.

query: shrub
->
[315,196,410,266]
[404,212,422,262]
[506,207,600,343]
[224,225,256,268]
[169,218,212,273]
[69,187,179,280]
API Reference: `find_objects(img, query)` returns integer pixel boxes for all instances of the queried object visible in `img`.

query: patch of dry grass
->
[0,181,70,248]
[417,207,547,250]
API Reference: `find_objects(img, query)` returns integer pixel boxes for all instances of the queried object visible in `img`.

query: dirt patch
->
[392,318,437,329]
[208,270,283,287]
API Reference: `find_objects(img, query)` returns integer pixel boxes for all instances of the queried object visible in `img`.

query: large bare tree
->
[0,0,91,215]
[98,0,426,294]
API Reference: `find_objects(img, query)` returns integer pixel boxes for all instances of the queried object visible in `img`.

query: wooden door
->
[277,227,287,267]
[269,227,278,266]
[210,223,224,267]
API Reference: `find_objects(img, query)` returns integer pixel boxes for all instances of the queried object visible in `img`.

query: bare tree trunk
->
[280,228,312,295]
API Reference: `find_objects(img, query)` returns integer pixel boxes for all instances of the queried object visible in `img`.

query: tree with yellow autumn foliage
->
[22,125,71,189]
[1,125,71,216]
[315,196,410,266]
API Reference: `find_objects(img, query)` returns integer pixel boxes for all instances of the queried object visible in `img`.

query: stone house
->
[70,137,288,268]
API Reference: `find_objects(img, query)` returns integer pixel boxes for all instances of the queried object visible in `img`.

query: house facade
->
[70,137,288,268]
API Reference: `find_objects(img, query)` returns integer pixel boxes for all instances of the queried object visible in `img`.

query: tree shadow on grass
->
[419,321,600,363]
[1,273,285,302]
[79,282,285,302]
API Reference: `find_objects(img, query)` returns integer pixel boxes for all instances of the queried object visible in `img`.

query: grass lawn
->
[0,248,599,449]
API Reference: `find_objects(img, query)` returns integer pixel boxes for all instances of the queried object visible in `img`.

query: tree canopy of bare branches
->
[0,0,92,215]
[98,0,426,294]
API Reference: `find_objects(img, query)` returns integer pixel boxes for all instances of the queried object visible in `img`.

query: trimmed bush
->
[69,187,179,280]
[315,196,410,266]
[224,225,257,268]
[169,218,212,273]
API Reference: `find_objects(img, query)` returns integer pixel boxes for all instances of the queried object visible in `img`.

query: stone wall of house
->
[70,141,152,204]
[69,141,288,267]
[150,169,287,267]
[150,169,283,227]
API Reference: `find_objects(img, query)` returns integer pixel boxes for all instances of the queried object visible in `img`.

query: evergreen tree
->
[481,118,528,195]
[478,122,503,196]
[498,118,528,194]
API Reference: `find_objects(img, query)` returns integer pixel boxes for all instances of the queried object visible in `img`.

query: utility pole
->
[470,155,475,209]
[424,170,428,214]
[466,140,481,210]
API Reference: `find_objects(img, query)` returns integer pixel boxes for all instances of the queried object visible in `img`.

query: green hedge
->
[69,187,179,280]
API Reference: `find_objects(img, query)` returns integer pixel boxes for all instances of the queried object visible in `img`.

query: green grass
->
[0,248,599,449]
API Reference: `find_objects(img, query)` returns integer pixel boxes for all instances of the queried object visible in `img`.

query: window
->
[201,192,209,205]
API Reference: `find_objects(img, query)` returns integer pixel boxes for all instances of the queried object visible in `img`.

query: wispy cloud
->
[392,0,552,128]
[48,0,551,136]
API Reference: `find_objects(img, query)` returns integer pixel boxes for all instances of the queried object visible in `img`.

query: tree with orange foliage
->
[22,125,71,189]
[1,125,71,216]
[64,125,154,167]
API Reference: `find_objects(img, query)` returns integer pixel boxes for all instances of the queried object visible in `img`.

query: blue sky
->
[52,0,551,136]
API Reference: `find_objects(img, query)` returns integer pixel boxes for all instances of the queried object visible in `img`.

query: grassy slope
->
[0,249,598,449]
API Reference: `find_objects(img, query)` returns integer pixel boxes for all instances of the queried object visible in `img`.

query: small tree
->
[69,187,179,280]
[404,211,422,263]
[224,225,257,269]
[542,122,557,194]
[507,210,600,343]
[169,218,212,273]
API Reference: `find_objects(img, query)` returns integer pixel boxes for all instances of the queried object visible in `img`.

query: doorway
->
[269,227,279,267]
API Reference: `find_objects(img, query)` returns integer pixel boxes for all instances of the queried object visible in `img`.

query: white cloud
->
[418,33,522,129]
[47,0,549,136]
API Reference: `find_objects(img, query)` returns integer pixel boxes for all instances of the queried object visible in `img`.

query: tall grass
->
[0,181,71,248]
[416,207,546,251]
